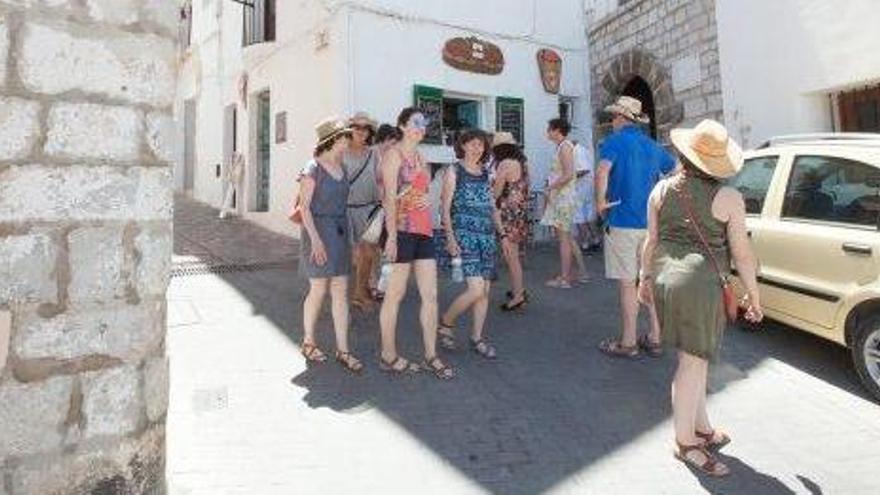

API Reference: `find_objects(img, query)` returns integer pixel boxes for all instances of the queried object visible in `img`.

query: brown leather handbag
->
[675,181,739,323]
[288,164,324,225]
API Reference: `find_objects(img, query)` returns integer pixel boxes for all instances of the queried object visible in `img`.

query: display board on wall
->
[496,97,524,146]
[414,85,444,145]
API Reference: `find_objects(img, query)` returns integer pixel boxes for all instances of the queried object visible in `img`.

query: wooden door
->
[839,85,880,133]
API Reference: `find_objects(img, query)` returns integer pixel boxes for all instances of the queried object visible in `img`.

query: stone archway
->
[596,49,683,142]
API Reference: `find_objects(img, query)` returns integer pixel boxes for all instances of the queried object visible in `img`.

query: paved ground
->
[167,196,880,495]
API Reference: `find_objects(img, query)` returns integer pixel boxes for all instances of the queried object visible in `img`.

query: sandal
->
[301,342,327,363]
[370,288,385,301]
[597,339,639,359]
[545,277,572,289]
[437,321,457,350]
[505,290,530,301]
[674,442,730,477]
[637,335,663,358]
[500,297,527,312]
[379,355,420,375]
[471,338,497,360]
[696,429,731,450]
[335,351,364,374]
[423,356,455,380]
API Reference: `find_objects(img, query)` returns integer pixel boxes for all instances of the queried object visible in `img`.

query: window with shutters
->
[242,0,276,47]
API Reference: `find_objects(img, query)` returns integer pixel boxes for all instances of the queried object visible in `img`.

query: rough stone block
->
[0,165,173,222]
[13,301,163,361]
[82,365,143,438]
[86,0,139,25]
[67,226,125,303]
[0,233,57,305]
[146,111,175,164]
[144,356,168,422]
[135,226,171,297]
[18,22,176,107]
[0,97,41,161]
[45,103,141,162]
[0,376,72,457]
[140,0,179,34]
[0,18,7,86]
[9,425,164,495]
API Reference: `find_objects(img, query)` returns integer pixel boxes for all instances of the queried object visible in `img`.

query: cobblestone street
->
[168,196,880,495]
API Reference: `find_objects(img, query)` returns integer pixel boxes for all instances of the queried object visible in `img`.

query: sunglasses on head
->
[409,114,429,130]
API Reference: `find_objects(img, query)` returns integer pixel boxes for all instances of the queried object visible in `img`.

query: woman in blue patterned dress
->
[436,130,508,359]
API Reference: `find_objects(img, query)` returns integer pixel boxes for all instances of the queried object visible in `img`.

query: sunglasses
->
[351,124,372,131]
[408,114,429,130]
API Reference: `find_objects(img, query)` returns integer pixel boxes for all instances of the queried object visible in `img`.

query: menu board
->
[413,85,444,145]
[496,97,524,146]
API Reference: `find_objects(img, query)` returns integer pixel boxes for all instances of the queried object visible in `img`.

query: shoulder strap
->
[349,149,374,185]
[674,178,727,285]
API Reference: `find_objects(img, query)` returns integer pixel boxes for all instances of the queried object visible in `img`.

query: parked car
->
[728,133,880,401]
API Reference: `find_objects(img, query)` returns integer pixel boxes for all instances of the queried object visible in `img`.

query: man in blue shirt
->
[595,96,676,359]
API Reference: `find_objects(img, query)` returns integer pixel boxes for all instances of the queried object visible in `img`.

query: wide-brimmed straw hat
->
[348,111,378,130]
[604,96,650,124]
[492,131,517,147]
[670,119,743,179]
[315,116,351,147]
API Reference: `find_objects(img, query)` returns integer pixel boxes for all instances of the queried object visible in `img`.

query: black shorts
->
[388,231,435,263]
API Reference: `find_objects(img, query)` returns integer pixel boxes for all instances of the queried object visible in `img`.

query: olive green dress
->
[653,175,730,361]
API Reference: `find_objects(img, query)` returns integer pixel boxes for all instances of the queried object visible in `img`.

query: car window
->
[782,155,880,227]
[727,156,778,214]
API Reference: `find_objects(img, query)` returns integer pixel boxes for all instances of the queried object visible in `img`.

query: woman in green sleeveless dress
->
[639,120,763,477]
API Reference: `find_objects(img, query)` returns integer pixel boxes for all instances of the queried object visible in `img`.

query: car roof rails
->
[759,133,880,148]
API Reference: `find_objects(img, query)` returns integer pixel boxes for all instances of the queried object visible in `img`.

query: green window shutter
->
[414,85,444,145]
[496,97,525,147]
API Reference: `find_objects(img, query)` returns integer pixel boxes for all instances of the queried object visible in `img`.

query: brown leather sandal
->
[379,355,419,375]
[696,429,731,450]
[423,356,455,380]
[598,339,639,359]
[674,442,730,477]
[335,351,364,374]
[301,342,327,363]
[637,335,663,357]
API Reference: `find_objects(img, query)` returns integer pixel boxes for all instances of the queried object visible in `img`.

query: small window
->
[179,2,193,49]
[782,155,880,227]
[243,0,276,46]
[727,156,778,215]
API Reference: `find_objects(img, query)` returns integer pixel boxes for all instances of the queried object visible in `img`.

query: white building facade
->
[176,0,593,232]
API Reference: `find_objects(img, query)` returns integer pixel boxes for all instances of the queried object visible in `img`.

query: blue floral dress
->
[436,163,497,280]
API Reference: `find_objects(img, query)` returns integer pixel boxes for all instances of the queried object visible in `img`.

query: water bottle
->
[377,260,393,293]
[451,256,464,283]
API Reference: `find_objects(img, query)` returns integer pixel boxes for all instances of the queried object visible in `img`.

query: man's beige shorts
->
[604,227,646,281]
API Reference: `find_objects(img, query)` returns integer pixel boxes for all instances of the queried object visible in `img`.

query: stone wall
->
[588,0,722,142]
[0,1,177,494]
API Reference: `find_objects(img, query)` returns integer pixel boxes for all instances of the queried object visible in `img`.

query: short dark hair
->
[492,143,526,164]
[375,123,402,144]
[677,151,717,183]
[547,118,571,136]
[313,131,350,157]
[396,107,422,128]
[454,129,491,163]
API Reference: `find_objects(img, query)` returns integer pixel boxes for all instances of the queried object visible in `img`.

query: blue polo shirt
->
[599,125,675,229]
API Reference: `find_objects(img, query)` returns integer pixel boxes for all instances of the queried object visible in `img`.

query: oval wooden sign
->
[442,37,504,75]
[537,48,562,94]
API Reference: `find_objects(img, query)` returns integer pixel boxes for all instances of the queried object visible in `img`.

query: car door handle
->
[746,230,753,238]
[842,243,872,256]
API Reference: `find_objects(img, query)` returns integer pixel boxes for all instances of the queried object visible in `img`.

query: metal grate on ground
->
[171,260,298,278]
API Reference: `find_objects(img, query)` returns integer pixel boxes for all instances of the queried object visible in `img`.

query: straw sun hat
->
[314,116,352,148]
[670,119,743,179]
[348,111,378,129]
[492,131,517,147]
[604,95,650,124]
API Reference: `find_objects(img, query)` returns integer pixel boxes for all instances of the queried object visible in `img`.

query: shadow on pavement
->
[173,195,859,494]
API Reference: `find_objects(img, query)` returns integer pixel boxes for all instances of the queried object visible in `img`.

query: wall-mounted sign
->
[442,37,504,75]
[496,97,524,146]
[537,49,562,94]
[413,85,444,145]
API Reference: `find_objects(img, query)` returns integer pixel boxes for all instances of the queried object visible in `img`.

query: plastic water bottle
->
[451,257,464,283]
[377,260,393,293]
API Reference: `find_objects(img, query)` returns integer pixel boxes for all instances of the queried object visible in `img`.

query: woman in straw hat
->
[343,111,382,311]
[491,131,531,311]
[638,119,763,476]
[297,117,364,374]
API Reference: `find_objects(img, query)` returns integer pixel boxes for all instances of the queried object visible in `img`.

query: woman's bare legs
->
[328,276,351,353]
[379,263,411,362]
[413,259,439,359]
[303,278,329,347]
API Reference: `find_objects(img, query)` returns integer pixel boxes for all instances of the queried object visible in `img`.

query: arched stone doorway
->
[596,49,683,143]
[622,76,657,138]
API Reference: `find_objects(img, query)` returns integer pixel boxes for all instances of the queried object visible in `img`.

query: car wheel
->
[852,313,880,403]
